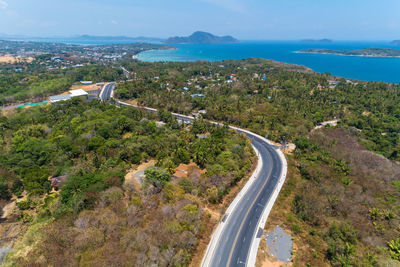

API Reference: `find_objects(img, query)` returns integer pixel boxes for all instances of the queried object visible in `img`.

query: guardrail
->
[117,100,288,267]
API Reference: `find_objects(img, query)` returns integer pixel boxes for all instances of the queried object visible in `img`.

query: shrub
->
[388,239,400,261]
[178,178,193,194]
[144,167,171,188]
[0,178,10,200]
[17,200,33,210]
[294,136,310,151]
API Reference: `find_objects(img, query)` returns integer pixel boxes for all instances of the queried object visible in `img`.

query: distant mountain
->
[392,40,400,46]
[301,39,333,44]
[73,35,163,42]
[164,31,239,44]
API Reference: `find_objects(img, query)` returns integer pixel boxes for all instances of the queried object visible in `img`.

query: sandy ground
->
[282,144,296,154]
[124,160,155,190]
[0,56,33,64]
[122,99,139,106]
[313,119,339,131]
[1,202,16,219]
[70,84,101,92]
[173,163,206,179]
[257,235,293,267]
[57,84,101,95]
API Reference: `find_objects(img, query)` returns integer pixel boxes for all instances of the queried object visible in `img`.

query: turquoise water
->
[7,37,400,83]
[137,41,400,83]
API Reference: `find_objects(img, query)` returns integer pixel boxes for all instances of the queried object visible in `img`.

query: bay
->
[137,41,400,83]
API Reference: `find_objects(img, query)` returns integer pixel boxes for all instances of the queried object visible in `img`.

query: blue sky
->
[0,0,399,40]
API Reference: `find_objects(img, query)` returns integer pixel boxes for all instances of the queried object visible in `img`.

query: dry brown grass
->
[189,154,258,267]
[0,56,33,64]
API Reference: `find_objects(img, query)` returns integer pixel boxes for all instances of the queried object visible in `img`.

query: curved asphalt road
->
[115,95,285,267]
[207,131,282,267]
[100,82,115,101]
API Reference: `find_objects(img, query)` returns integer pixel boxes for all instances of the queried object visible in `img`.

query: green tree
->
[144,167,171,187]
[0,179,10,200]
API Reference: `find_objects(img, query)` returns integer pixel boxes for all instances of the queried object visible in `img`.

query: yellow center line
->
[226,145,273,267]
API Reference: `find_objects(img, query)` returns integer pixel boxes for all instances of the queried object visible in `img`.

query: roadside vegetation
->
[117,58,400,161]
[0,57,399,265]
[116,59,400,264]
[0,99,253,266]
[0,64,123,105]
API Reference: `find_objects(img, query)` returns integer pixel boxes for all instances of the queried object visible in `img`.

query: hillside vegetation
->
[118,58,400,161]
[0,65,123,105]
[116,58,400,264]
[0,100,254,266]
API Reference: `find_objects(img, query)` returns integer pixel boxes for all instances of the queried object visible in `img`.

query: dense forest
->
[117,59,400,162]
[0,56,399,265]
[0,65,124,105]
[115,58,400,265]
[0,99,254,266]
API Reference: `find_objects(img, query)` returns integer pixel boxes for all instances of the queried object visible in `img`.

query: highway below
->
[204,129,284,267]
[99,82,115,101]
[114,91,287,266]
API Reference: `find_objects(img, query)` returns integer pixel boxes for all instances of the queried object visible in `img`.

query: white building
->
[49,89,88,103]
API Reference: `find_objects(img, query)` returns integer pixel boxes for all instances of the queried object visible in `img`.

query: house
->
[49,89,88,103]
[49,94,72,103]
[69,89,88,99]
[51,176,67,187]
[196,133,210,139]
[192,110,207,118]
[191,94,205,98]
[80,81,93,85]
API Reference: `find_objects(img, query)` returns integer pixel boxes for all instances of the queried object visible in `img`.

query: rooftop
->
[69,89,88,97]
[49,94,72,102]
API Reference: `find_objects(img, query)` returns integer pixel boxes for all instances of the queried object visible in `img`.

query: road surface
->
[117,100,286,267]
[99,82,115,101]
[120,66,130,79]
[110,74,287,266]
[203,129,284,267]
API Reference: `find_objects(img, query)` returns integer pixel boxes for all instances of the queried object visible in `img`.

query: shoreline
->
[296,50,400,58]
[134,46,178,60]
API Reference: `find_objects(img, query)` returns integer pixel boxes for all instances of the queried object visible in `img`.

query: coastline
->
[296,50,400,58]
[134,46,177,60]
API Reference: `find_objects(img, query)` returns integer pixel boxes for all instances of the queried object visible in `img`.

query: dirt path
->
[124,160,155,189]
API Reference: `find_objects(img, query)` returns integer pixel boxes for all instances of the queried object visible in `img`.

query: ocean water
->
[137,41,400,83]
[6,37,399,83]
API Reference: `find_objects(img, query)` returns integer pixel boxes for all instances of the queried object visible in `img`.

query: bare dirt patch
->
[124,160,155,190]
[121,99,139,106]
[173,163,206,179]
[0,56,33,64]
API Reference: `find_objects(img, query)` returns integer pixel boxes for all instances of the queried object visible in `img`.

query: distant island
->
[300,39,333,44]
[298,47,400,58]
[164,31,239,44]
[71,35,163,42]
[392,40,400,46]
[0,34,164,43]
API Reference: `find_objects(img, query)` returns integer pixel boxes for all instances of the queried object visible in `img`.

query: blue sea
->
[137,41,400,83]
[7,37,400,83]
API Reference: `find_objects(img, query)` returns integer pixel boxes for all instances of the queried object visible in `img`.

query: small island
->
[298,47,400,58]
[300,39,333,44]
[392,40,400,46]
[164,31,239,44]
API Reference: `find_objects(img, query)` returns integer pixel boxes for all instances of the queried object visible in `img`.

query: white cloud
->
[111,20,118,25]
[0,0,8,9]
